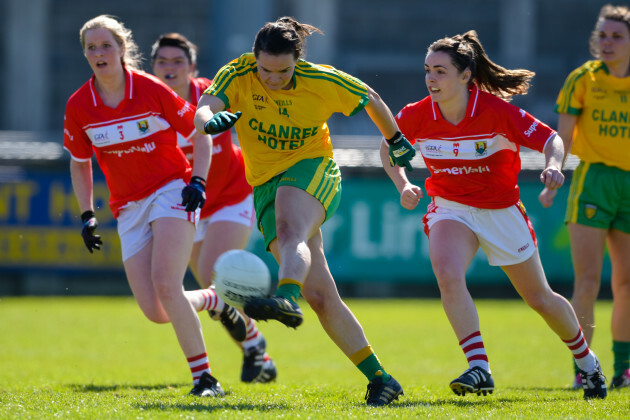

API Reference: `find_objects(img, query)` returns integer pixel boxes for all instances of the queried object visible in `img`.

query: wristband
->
[385,131,403,145]
[203,120,214,135]
[190,176,206,187]
[81,210,95,223]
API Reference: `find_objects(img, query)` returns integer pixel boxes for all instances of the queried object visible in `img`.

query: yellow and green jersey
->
[204,53,369,186]
[555,60,630,170]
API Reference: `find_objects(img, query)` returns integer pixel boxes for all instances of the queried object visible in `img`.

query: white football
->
[212,249,271,309]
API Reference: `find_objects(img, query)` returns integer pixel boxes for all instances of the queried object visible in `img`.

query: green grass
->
[0,297,627,419]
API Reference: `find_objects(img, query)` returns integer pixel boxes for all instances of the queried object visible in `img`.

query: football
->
[212,249,272,309]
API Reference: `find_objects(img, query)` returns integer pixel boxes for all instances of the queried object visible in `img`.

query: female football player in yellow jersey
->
[194,16,415,406]
[539,4,630,390]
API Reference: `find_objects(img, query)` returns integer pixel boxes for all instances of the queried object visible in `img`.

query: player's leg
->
[568,223,606,346]
[150,216,224,396]
[196,215,277,383]
[124,241,169,323]
[565,162,614,386]
[244,157,342,328]
[244,172,330,328]
[244,185,322,327]
[275,185,325,290]
[428,219,493,396]
[503,252,606,399]
[187,217,248,342]
[607,228,630,389]
[297,229,402,406]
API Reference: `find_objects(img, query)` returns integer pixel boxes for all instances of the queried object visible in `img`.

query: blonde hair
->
[79,15,143,70]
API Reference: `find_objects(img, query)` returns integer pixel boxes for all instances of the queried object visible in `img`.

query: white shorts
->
[194,193,255,243]
[423,197,537,266]
[117,179,200,261]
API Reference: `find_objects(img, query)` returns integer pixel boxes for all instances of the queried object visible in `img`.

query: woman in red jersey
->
[150,32,277,384]
[539,4,630,390]
[64,15,237,397]
[382,30,607,400]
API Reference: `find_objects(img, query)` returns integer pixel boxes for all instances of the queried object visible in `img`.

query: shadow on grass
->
[68,383,289,412]
[382,387,580,408]
[133,401,289,412]
[69,383,180,392]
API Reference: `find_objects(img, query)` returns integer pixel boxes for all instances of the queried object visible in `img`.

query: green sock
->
[357,354,390,382]
[275,283,301,305]
[612,340,630,378]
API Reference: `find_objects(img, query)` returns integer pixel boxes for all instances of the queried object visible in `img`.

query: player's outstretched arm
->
[194,94,241,135]
[379,142,422,210]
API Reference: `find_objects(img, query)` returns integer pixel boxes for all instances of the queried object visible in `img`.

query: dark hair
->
[252,16,323,59]
[428,30,534,100]
[151,32,198,68]
[589,4,630,58]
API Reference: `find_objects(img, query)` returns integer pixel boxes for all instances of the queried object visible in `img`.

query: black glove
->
[203,111,242,135]
[181,176,206,212]
[386,131,416,171]
[81,210,102,253]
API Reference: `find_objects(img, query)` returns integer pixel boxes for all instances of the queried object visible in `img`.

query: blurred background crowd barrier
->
[0,0,613,296]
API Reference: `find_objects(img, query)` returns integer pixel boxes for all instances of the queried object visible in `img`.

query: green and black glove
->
[203,111,242,134]
[386,131,416,171]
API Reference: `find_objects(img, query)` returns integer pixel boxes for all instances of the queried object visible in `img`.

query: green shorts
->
[565,161,630,233]
[253,157,342,250]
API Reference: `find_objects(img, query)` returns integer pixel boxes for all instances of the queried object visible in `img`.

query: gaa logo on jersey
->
[474,141,487,156]
[592,87,606,100]
[137,120,149,134]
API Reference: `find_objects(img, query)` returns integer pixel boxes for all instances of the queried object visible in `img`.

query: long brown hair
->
[428,30,534,100]
[252,16,323,59]
[589,4,630,58]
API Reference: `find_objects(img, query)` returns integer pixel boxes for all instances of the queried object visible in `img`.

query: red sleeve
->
[154,80,197,139]
[63,98,93,160]
[504,104,556,153]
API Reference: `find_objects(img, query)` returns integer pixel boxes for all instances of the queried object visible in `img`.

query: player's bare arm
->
[540,133,565,190]
[379,142,422,210]
[364,84,398,139]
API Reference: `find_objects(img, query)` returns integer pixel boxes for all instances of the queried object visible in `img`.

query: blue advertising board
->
[0,165,610,292]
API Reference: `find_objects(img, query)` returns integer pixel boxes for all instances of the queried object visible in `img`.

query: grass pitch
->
[0,297,627,419]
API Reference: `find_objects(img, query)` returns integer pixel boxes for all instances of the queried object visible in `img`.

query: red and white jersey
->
[64,68,195,218]
[396,85,556,209]
[176,76,252,219]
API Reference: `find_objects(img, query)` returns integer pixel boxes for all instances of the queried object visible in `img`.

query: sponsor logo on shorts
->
[585,204,597,219]
[517,243,530,253]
